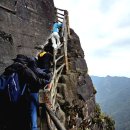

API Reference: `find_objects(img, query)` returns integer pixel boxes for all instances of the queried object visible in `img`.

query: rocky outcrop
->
[0,0,55,73]
[56,29,115,130]
[56,29,96,129]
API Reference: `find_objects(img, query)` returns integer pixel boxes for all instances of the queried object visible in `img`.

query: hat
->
[12,54,29,64]
[37,51,47,58]
[12,54,28,60]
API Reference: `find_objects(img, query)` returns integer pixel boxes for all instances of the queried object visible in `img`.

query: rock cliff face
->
[0,0,55,73]
[0,0,115,130]
[57,29,115,130]
[56,29,96,129]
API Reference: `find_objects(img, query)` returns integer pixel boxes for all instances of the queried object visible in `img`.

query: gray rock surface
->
[0,0,55,73]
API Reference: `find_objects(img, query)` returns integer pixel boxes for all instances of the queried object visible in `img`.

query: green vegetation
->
[91,103,115,130]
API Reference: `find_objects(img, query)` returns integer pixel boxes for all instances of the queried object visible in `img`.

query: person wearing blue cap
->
[51,21,62,50]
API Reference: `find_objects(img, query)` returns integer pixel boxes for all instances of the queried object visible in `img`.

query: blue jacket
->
[52,23,62,33]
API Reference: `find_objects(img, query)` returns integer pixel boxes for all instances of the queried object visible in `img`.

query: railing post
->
[64,32,69,73]
[64,10,70,38]
[62,17,69,73]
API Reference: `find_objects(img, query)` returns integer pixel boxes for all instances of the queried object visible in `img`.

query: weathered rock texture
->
[0,0,115,130]
[56,29,96,129]
[56,29,115,130]
[0,0,55,73]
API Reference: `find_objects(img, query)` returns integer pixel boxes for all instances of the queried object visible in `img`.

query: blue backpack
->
[0,72,26,103]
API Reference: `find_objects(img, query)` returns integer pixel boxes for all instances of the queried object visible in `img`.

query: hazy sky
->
[54,0,130,77]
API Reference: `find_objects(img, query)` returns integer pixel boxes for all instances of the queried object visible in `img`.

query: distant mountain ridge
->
[91,75,130,130]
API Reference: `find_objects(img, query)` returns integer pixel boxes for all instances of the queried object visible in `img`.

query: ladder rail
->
[40,8,70,130]
[62,17,69,72]
[46,105,66,130]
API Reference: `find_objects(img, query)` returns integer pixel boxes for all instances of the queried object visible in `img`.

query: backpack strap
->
[7,72,27,102]
[21,84,26,95]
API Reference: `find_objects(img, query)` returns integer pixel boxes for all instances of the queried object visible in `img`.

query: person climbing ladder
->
[51,20,62,50]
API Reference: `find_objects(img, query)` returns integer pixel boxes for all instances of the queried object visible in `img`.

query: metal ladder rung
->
[57,43,63,49]
[57,12,64,16]
[57,15,64,19]
[57,19,63,23]
[50,67,64,100]
[56,63,65,73]
[56,68,64,84]
[56,55,64,63]
[56,7,66,12]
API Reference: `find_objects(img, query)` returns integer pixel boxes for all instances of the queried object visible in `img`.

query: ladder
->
[39,8,70,130]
